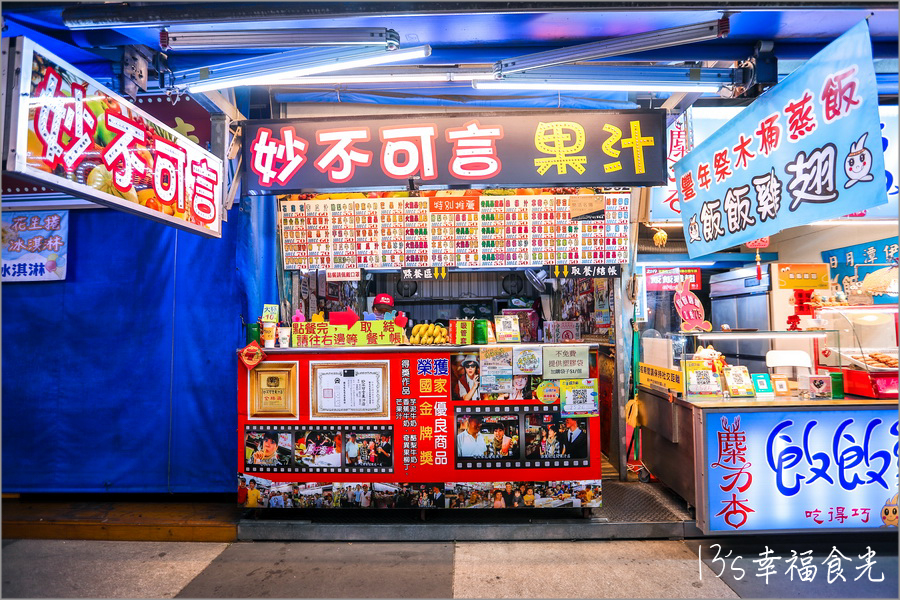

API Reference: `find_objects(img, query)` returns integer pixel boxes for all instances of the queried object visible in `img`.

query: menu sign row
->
[279,193,630,271]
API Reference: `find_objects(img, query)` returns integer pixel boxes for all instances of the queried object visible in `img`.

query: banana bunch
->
[410,323,448,345]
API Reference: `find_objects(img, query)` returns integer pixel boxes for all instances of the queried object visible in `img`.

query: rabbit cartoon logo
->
[881,493,898,527]
[844,133,875,189]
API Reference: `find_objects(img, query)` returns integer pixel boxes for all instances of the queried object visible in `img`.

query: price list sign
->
[306,200,332,269]
[378,198,406,268]
[404,197,431,268]
[277,192,630,273]
[354,200,381,269]
[279,199,309,271]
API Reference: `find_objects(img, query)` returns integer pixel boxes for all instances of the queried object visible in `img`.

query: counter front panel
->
[237,345,604,509]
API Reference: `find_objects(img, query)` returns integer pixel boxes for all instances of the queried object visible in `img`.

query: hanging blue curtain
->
[0,198,275,493]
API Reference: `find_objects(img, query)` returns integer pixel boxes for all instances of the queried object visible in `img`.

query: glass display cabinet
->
[814,305,899,398]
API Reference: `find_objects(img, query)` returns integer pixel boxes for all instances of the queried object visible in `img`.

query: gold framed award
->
[249,361,298,419]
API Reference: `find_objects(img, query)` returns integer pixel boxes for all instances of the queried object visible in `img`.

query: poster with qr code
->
[684,360,723,400]
[723,366,756,398]
[559,379,599,418]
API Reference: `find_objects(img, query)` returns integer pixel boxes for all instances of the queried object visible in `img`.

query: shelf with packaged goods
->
[248,342,601,354]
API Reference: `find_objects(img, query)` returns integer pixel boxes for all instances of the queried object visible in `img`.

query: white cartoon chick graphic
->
[844,132,874,189]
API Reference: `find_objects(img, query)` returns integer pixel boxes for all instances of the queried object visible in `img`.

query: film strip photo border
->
[454,404,591,470]
[244,424,394,474]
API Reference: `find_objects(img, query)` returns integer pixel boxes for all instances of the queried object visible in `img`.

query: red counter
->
[237,344,603,509]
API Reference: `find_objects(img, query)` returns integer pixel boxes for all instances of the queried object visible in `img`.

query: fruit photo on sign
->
[25,49,216,232]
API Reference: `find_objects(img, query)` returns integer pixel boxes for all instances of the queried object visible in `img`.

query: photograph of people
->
[561,418,588,458]
[345,433,360,465]
[250,431,289,466]
[456,415,488,457]
[542,424,562,458]
[296,430,342,467]
[376,433,393,467]
[507,374,530,400]
[490,423,514,456]
[492,490,506,508]
[452,354,480,401]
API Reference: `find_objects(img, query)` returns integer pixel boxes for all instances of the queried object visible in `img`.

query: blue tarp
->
[1,200,276,493]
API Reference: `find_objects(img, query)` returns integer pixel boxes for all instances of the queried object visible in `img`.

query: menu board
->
[278,192,630,272]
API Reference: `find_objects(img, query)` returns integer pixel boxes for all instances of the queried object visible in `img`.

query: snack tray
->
[830,347,899,372]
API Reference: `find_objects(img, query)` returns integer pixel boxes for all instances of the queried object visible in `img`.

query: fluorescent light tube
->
[496,18,729,74]
[809,219,899,226]
[637,261,716,267]
[274,69,495,85]
[697,332,827,340]
[162,28,400,50]
[178,45,432,93]
[474,80,721,93]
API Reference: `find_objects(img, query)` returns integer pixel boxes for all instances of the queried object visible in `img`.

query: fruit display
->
[409,323,449,345]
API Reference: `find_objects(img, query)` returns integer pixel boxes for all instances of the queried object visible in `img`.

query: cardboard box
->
[543,321,582,342]
[502,308,539,343]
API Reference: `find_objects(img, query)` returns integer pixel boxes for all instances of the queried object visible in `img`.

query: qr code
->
[569,389,589,404]
[730,370,746,385]
[694,371,713,385]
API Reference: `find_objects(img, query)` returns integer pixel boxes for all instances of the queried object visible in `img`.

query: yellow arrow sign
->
[563,265,569,277]
[441,266,447,279]
[554,265,560,277]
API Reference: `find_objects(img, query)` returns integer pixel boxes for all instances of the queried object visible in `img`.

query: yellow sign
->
[638,363,684,393]
[774,263,830,290]
[292,320,403,347]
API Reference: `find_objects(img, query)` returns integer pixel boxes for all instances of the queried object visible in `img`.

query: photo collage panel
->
[454,405,590,469]
[243,424,394,474]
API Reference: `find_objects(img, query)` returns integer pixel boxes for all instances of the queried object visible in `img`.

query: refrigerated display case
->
[814,305,899,398]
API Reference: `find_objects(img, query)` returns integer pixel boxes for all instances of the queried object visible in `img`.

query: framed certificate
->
[310,360,390,420]
[248,361,299,419]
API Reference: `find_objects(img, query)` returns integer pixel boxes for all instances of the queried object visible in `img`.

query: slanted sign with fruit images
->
[6,37,223,238]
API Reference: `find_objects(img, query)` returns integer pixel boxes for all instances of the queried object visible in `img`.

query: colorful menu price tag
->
[261,304,280,323]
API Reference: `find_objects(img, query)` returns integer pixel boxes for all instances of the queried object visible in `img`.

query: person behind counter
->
[372,294,395,320]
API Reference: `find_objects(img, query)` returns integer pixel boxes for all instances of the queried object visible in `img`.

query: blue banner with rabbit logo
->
[675,21,888,258]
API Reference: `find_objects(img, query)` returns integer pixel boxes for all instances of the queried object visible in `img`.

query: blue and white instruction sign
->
[2,210,68,281]
[675,21,889,257]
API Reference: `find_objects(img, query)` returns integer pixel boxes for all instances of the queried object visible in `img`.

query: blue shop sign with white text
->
[675,21,889,257]
[821,236,899,304]
[704,409,899,533]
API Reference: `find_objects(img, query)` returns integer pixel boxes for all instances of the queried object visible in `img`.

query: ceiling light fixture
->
[494,18,729,74]
[170,45,432,93]
[473,65,736,93]
[474,80,722,93]
[161,28,400,51]
[274,68,495,85]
